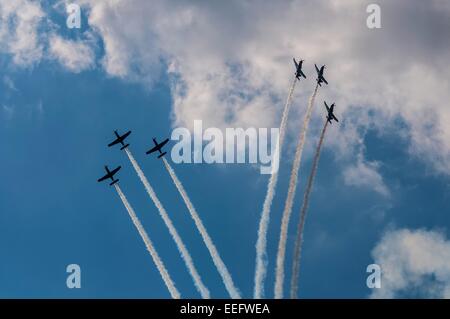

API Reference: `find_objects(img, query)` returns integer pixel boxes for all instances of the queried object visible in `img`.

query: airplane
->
[293,58,306,80]
[315,64,328,86]
[108,130,131,150]
[324,101,339,124]
[146,137,170,158]
[97,165,121,186]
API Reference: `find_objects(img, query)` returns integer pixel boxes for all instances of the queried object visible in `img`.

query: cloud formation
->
[343,155,390,197]
[77,0,450,175]
[48,34,95,72]
[2,0,450,179]
[371,228,450,298]
[0,0,45,66]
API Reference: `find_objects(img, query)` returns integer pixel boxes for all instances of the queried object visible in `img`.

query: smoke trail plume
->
[274,83,319,299]
[162,158,241,299]
[290,120,328,299]
[125,148,210,299]
[114,183,180,299]
[254,76,298,299]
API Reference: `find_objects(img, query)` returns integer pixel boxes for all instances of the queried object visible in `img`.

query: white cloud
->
[371,228,450,298]
[343,154,390,197]
[73,0,450,176]
[0,0,45,66]
[48,34,95,72]
[2,0,450,177]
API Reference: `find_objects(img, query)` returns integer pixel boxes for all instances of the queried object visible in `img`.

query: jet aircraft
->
[324,101,339,124]
[293,58,307,80]
[315,64,328,86]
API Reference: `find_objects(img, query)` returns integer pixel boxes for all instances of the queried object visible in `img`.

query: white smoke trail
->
[290,120,328,299]
[125,148,210,299]
[274,83,319,299]
[114,183,180,299]
[162,158,241,299]
[254,76,298,299]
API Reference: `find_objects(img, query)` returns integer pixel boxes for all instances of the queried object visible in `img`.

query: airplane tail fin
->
[158,152,167,159]
[120,144,130,150]
[110,179,119,186]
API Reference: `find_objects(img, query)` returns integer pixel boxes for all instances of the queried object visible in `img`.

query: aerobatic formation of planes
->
[96,58,340,299]
[293,58,337,121]
[293,58,328,86]
[97,131,169,185]
[97,58,339,298]
[98,58,339,184]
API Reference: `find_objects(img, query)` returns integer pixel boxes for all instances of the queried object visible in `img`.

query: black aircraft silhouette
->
[315,64,328,86]
[293,58,306,80]
[146,138,169,158]
[97,165,121,186]
[324,101,339,124]
[108,130,131,150]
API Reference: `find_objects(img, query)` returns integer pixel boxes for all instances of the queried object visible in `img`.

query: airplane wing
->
[315,64,319,73]
[293,58,298,69]
[300,70,306,78]
[110,166,121,175]
[322,77,328,85]
[97,174,110,182]
[332,114,339,122]
[159,138,169,148]
[122,131,131,139]
[146,145,159,154]
[324,102,330,112]
[108,139,120,147]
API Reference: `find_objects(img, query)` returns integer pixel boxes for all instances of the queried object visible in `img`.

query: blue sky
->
[1,0,450,298]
